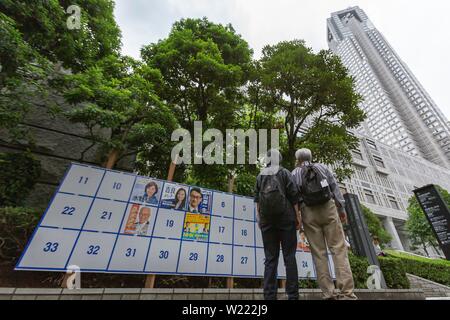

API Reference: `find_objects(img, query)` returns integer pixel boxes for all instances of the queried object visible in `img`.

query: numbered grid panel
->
[16,163,319,280]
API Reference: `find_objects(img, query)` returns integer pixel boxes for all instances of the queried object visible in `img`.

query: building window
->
[373,155,385,168]
[352,149,363,160]
[364,189,376,204]
[388,196,399,210]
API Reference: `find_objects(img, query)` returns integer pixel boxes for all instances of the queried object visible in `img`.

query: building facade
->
[327,6,450,169]
[347,133,450,253]
[327,7,450,254]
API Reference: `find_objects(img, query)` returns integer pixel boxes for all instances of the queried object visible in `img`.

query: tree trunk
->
[227,173,235,193]
[421,241,429,257]
[105,149,120,169]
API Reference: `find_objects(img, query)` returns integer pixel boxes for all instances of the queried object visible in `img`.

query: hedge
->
[385,250,450,286]
[298,252,410,289]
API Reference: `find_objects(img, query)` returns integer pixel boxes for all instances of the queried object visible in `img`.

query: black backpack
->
[258,169,287,220]
[300,164,332,206]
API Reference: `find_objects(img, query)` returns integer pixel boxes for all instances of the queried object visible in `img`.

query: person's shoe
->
[322,295,338,300]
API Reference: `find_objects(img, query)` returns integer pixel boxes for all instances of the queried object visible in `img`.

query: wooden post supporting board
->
[144,156,178,288]
[225,173,236,289]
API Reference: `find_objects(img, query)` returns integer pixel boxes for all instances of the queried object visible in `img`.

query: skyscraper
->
[327,6,450,169]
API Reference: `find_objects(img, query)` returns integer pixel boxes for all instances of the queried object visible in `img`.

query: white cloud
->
[114,0,450,120]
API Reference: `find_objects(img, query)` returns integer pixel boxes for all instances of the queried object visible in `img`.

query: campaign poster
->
[160,183,188,211]
[123,203,153,236]
[182,213,210,241]
[297,231,311,252]
[187,187,212,214]
[130,177,163,206]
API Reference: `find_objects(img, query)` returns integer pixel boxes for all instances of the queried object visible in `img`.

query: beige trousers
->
[302,200,356,299]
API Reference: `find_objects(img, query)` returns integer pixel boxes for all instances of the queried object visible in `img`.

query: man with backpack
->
[254,149,301,300]
[292,148,357,300]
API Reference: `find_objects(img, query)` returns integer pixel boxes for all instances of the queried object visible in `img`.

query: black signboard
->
[344,193,387,288]
[413,185,450,260]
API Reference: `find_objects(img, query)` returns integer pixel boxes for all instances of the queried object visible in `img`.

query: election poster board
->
[15,163,335,279]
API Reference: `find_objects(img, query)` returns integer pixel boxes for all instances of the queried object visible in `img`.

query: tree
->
[0,12,55,142]
[0,0,121,72]
[1,0,122,143]
[406,186,450,256]
[361,205,392,246]
[142,17,252,130]
[63,54,178,170]
[141,18,254,190]
[255,40,365,177]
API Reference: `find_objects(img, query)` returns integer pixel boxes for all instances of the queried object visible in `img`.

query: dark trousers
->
[260,220,299,300]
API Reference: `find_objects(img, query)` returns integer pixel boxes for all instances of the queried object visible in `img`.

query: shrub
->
[361,205,392,246]
[386,250,450,286]
[0,206,41,265]
[378,256,409,289]
[348,252,370,288]
[0,151,41,206]
[297,253,410,289]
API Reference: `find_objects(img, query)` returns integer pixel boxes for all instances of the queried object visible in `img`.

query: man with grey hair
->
[254,149,301,300]
[292,148,357,300]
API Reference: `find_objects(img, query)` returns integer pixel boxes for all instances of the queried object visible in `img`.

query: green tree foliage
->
[361,205,392,246]
[254,40,365,176]
[0,13,53,141]
[63,54,178,171]
[1,0,122,142]
[406,186,450,256]
[142,17,252,130]
[141,18,254,189]
[0,152,41,207]
[0,0,121,72]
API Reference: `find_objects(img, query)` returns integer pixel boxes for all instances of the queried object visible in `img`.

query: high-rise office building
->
[326,7,450,255]
[327,6,450,169]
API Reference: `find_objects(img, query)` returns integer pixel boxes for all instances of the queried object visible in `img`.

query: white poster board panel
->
[209,216,233,244]
[151,208,185,239]
[206,243,232,275]
[67,232,117,270]
[97,171,135,201]
[277,252,286,278]
[255,248,265,277]
[17,228,78,269]
[40,193,93,229]
[58,164,104,196]
[144,238,181,273]
[177,241,208,274]
[211,192,234,218]
[108,235,151,272]
[233,220,255,246]
[233,246,255,276]
[234,197,255,220]
[84,199,127,233]
[296,252,316,278]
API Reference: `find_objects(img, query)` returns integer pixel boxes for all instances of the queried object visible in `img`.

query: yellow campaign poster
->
[182,213,210,241]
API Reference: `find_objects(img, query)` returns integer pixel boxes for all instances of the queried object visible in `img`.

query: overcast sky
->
[114,0,450,120]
